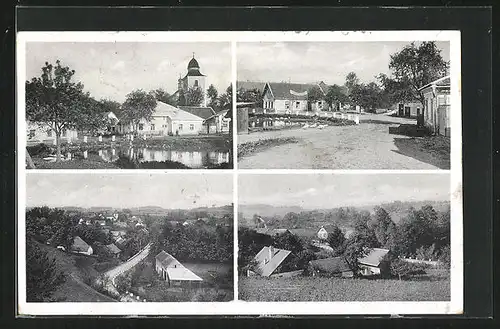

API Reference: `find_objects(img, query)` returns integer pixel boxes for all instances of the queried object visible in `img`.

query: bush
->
[390,259,427,280]
[27,143,53,157]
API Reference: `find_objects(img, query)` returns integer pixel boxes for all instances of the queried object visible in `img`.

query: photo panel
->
[236,39,455,170]
[237,173,462,314]
[19,172,235,314]
[21,36,233,170]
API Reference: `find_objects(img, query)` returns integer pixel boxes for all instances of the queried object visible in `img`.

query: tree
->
[26,239,65,301]
[120,89,157,134]
[386,41,449,106]
[236,88,263,108]
[207,84,219,108]
[217,84,232,110]
[184,86,204,106]
[99,98,122,118]
[369,206,395,247]
[324,84,348,111]
[152,88,178,106]
[326,225,346,250]
[345,72,360,91]
[307,85,324,111]
[26,60,104,161]
[344,72,362,109]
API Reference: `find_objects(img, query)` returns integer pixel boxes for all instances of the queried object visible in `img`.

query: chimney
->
[269,246,275,260]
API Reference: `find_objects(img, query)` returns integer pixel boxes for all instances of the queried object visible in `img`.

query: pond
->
[64,147,230,169]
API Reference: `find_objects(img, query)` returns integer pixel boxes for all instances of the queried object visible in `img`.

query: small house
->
[418,75,451,136]
[390,101,423,118]
[357,248,391,277]
[155,251,203,287]
[316,226,328,241]
[308,257,354,278]
[262,82,328,114]
[248,246,296,277]
[104,243,121,258]
[26,121,78,144]
[204,109,231,134]
[70,236,93,256]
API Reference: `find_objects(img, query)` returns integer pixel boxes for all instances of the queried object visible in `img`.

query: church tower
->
[178,54,207,106]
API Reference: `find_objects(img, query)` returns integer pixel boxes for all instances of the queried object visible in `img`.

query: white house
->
[204,109,231,134]
[118,101,205,136]
[155,251,203,287]
[26,122,78,144]
[418,75,451,136]
[390,101,423,118]
[317,226,328,240]
[262,82,328,114]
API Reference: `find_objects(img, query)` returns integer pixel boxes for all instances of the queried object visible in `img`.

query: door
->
[398,104,404,116]
[404,106,410,117]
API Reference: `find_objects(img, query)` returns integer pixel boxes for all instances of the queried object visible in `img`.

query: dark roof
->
[265,82,324,100]
[358,248,390,267]
[309,257,352,273]
[178,106,216,120]
[105,243,121,254]
[188,57,200,69]
[182,69,205,78]
[237,81,266,92]
[155,250,183,268]
[418,75,451,91]
[254,246,292,277]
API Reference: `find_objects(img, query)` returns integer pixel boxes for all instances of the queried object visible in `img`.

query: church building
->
[178,55,207,107]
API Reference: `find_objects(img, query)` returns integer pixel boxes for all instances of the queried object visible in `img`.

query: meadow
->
[239,269,450,302]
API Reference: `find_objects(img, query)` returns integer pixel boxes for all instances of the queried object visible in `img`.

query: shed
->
[155,251,203,287]
[357,248,391,277]
[105,243,121,258]
[71,236,93,255]
[308,257,354,277]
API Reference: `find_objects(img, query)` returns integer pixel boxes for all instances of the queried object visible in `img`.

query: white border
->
[17,30,462,316]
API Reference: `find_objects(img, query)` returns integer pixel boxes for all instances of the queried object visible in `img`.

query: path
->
[238,114,449,169]
[103,243,152,301]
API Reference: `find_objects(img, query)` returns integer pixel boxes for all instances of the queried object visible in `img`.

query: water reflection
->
[96,147,229,168]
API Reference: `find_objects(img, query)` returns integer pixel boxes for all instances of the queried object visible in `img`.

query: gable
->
[253,246,292,277]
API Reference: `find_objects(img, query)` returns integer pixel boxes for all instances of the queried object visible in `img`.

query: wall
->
[171,120,204,135]
[27,123,78,142]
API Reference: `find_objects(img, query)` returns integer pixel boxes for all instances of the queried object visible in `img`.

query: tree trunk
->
[26,149,36,169]
[56,133,61,162]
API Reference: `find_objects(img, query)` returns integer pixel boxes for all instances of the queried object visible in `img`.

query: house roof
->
[254,246,292,277]
[72,236,91,252]
[156,250,203,281]
[153,101,205,122]
[155,250,183,268]
[255,228,291,236]
[309,257,352,273]
[418,75,451,91]
[236,81,266,92]
[166,267,203,281]
[105,243,121,254]
[178,106,216,120]
[265,82,324,100]
[357,248,390,267]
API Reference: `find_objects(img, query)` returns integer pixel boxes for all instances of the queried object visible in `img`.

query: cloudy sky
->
[239,174,450,208]
[27,174,233,209]
[237,41,450,85]
[25,42,231,103]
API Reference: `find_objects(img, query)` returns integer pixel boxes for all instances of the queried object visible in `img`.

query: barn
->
[70,236,93,256]
[308,257,354,278]
[155,251,203,287]
[357,248,391,277]
[248,246,302,278]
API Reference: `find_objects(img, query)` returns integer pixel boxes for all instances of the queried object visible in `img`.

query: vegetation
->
[120,89,157,134]
[26,60,108,161]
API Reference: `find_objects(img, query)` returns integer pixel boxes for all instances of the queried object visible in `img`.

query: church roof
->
[183,57,205,78]
[188,57,200,69]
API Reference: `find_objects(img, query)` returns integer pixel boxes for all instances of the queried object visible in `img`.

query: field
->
[239,269,450,302]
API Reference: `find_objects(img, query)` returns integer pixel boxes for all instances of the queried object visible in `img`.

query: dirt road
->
[237,114,450,169]
[103,243,152,300]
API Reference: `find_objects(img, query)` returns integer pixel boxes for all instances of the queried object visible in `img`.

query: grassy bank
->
[238,137,300,159]
[239,269,450,302]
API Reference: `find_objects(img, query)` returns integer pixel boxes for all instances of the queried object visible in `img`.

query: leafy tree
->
[217,84,233,110]
[386,41,449,106]
[345,72,360,91]
[307,85,324,111]
[273,232,304,254]
[236,88,263,108]
[207,84,219,108]
[325,84,348,111]
[389,258,426,280]
[120,89,157,134]
[326,225,346,250]
[184,86,204,106]
[152,88,178,106]
[26,60,105,161]
[26,239,65,301]
[99,98,122,118]
[369,206,395,247]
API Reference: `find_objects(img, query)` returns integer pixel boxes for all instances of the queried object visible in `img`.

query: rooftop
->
[253,246,292,277]
[358,248,390,267]
[153,101,205,121]
[309,256,352,273]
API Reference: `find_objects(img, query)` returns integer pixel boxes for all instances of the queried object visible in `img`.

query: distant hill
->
[239,204,303,218]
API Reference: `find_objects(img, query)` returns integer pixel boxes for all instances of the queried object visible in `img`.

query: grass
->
[239,269,450,302]
[34,242,116,302]
[238,137,300,159]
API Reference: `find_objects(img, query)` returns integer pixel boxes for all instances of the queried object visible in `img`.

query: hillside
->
[239,204,303,219]
[34,242,116,302]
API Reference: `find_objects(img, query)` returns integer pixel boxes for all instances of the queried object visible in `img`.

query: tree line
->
[239,203,450,278]
[235,41,449,113]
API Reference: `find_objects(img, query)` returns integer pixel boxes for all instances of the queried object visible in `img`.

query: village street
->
[237,113,450,169]
[103,242,152,301]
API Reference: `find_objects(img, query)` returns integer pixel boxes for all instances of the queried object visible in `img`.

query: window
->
[61,129,67,137]
[194,80,199,87]
[296,101,300,108]
[189,124,195,130]
[151,124,155,131]
[285,101,290,109]
[46,129,52,137]
[178,124,183,131]
[139,124,144,131]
